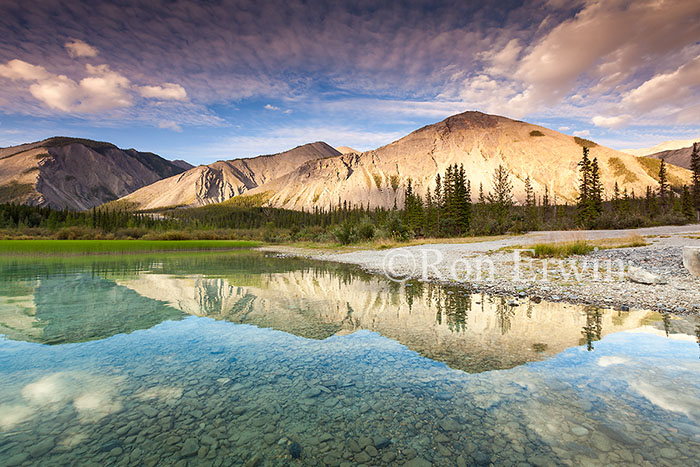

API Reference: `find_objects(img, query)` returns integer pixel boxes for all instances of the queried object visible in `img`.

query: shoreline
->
[260,224,700,315]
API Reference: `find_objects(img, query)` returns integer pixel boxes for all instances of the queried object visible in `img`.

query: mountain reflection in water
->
[1,251,696,373]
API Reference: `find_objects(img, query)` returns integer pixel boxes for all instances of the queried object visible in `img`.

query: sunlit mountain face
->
[1,0,699,164]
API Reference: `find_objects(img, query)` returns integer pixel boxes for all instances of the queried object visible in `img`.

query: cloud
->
[622,55,700,112]
[0,59,188,113]
[264,104,280,111]
[573,130,590,137]
[592,114,630,128]
[139,83,187,101]
[158,121,182,132]
[558,126,571,131]
[64,39,98,58]
[0,59,51,80]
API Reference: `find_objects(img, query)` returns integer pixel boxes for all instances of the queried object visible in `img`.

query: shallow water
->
[0,251,699,466]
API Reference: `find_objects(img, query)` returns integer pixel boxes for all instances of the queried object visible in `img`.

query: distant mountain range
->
[0,137,192,210]
[1,113,694,212]
[643,145,697,171]
[118,142,340,210]
[622,137,700,157]
[623,137,698,171]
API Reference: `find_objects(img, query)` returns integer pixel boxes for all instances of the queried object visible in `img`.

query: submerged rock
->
[289,441,302,459]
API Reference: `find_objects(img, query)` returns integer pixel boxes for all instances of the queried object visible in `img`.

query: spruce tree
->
[681,185,694,220]
[577,147,591,224]
[690,142,700,219]
[658,158,670,212]
[487,165,513,230]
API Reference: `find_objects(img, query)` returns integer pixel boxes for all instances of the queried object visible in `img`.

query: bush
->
[334,221,357,245]
[357,218,375,240]
[529,130,544,137]
[384,211,410,241]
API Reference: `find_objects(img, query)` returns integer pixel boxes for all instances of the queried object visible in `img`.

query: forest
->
[1,145,699,244]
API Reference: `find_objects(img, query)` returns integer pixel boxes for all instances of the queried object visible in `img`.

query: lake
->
[0,251,699,466]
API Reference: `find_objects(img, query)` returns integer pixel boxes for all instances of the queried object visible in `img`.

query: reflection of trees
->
[494,297,516,335]
[405,281,424,312]
[661,313,671,337]
[695,324,700,359]
[428,285,471,333]
[580,306,603,351]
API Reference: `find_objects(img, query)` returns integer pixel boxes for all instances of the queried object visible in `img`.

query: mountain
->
[117,142,340,210]
[336,146,359,154]
[241,111,691,210]
[0,137,189,210]
[622,137,700,157]
[644,144,697,170]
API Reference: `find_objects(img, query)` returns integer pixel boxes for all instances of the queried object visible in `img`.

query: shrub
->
[574,136,597,148]
[372,173,383,191]
[334,221,357,245]
[357,218,375,240]
[529,130,544,137]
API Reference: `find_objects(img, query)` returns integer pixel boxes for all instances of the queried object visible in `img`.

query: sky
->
[0,0,699,165]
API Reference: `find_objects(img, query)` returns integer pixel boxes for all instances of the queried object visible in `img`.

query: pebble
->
[180,438,199,458]
[29,437,55,458]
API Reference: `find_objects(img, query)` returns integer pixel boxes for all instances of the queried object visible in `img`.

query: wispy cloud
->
[0,0,698,158]
[64,39,98,58]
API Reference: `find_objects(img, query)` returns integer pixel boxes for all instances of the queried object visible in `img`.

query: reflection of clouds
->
[0,371,124,430]
[135,386,183,405]
[598,356,629,367]
[631,379,700,421]
[0,404,34,430]
[625,326,698,342]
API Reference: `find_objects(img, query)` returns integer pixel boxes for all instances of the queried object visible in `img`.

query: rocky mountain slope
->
[644,144,697,170]
[0,137,189,210]
[117,142,340,210]
[244,111,691,210]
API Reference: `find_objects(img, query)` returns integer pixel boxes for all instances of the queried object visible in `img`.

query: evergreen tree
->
[576,148,602,226]
[690,142,700,219]
[658,158,670,212]
[681,185,694,220]
[577,147,592,224]
[524,175,537,227]
[487,164,513,230]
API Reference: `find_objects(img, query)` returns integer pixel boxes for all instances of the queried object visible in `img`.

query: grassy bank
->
[522,235,647,258]
[0,239,260,255]
[278,234,514,252]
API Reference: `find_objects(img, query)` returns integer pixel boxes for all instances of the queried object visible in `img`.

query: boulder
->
[626,266,667,285]
[682,247,700,278]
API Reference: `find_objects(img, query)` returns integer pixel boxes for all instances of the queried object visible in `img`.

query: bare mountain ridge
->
[243,111,691,210]
[644,144,697,170]
[118,142,340,209]
[0,137,189,210]
[622,137,700,157]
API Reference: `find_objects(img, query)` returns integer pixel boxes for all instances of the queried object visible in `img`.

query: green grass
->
[608,157,639,183]
[637,157,686,186]
[0,239,260,256]
[510,235,647,258]
[574,136,597,148]
[531,240,595,258]
[218,191,273,208]
[0,181,34,204]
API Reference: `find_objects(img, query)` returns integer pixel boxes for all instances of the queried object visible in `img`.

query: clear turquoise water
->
[0,252,699,466]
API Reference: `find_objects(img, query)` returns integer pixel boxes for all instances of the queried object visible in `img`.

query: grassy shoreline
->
[0,239,260,256]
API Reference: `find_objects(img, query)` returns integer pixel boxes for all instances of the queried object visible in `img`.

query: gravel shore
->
[261,224,700,315]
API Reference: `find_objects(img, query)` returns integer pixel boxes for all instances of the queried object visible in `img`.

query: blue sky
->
[1,0,699,165]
